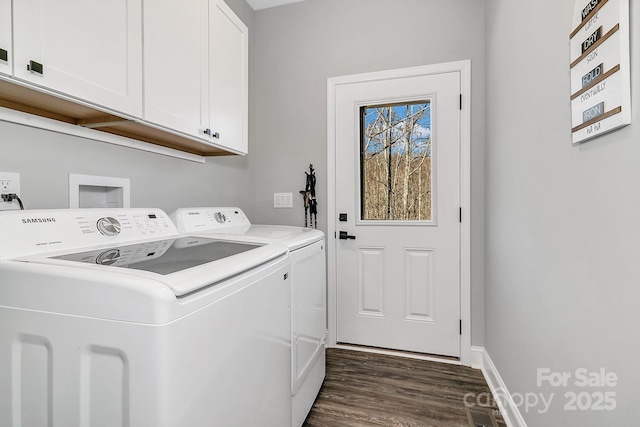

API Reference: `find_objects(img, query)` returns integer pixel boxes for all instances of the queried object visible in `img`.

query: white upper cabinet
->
[144,0,248,154]
[0,0,11,76]
[12,0,143,118]
[208,0,248,154]
[143,0,208,140]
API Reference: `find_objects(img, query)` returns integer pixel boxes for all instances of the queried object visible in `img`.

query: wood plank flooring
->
[303,348,507,427]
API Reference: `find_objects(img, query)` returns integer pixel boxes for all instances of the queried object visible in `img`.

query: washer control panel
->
[0,208,179,259]
[172,207,251,233]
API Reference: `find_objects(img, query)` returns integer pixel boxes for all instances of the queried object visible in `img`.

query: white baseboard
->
[476,347,528,427]
[469,346,484,369]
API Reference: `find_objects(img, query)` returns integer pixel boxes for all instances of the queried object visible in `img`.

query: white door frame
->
[326,60,472,365]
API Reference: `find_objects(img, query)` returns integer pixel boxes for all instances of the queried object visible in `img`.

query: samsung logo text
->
[22,218,57,224]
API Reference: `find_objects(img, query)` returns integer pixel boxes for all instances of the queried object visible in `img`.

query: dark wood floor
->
[303,348,507,427]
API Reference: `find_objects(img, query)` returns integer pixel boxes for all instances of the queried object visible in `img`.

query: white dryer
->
[171,207,326,427]
[0,208,292,427]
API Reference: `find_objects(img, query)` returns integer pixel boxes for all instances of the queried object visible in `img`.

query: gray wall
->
[0,122,254,214]
[0,0,256,218]
[251,0,487,346]
[485,1,640,425]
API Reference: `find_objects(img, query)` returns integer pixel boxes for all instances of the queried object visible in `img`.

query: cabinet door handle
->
[27,60,43,75]
[0,49,7,62]
[203,129,219,139]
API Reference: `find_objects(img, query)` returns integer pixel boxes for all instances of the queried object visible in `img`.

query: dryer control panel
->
[0,208,179,260]
[171,207,251,233]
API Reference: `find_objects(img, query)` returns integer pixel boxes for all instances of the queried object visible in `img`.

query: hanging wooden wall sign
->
[570,0,631,143]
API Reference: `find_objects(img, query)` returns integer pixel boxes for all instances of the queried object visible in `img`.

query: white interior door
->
[333,68,461,357]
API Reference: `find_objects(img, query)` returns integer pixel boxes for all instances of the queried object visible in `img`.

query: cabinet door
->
[0,0,10,76]
[208,0,248,154]
[143,0,209,139]
[12,0,143,117]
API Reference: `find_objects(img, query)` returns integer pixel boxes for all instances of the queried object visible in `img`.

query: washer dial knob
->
[214,212,226,223]
[96,217,121,236]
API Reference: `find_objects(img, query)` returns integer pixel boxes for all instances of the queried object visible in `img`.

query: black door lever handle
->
[339,231,356,240]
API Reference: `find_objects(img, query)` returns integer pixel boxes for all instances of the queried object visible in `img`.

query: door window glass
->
[360,100,432,221]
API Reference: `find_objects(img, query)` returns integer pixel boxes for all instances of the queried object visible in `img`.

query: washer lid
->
[52,236,262,275]
[246,225,324,250]
[19,235,287,297]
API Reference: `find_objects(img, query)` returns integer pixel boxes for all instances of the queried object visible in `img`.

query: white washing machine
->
[171,207,326,427]
[0,208,292,427]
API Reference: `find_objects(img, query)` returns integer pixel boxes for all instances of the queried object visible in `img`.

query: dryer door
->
[291,239,326,395]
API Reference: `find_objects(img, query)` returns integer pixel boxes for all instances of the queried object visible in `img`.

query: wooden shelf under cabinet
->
[0,79,234,157]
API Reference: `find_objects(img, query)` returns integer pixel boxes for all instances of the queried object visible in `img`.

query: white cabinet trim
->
[0,105,205,163]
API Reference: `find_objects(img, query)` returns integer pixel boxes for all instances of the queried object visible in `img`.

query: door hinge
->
[459,207,462,223]
[459,94,462,110]
[459,319,462,335]
[334,231,336,239]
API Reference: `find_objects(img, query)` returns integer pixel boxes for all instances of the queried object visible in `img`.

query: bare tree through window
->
[360,100,432,221]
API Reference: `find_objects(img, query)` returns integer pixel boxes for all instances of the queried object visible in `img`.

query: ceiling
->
[246,0,306,10]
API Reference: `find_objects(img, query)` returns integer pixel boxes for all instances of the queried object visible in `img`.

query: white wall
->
[251,0,487,346]
[0,0,256,217]
[485,1,640,425]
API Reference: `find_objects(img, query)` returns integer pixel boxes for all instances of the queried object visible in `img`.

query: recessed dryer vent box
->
[69,174,130,209]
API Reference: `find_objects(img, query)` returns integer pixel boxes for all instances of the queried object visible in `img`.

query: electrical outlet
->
[0,172,21,211]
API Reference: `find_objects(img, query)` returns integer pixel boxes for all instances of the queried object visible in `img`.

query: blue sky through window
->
[362,101,431,156]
